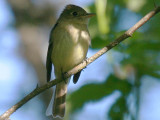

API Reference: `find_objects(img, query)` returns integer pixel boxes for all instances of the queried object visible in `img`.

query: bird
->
[46,4,95,119]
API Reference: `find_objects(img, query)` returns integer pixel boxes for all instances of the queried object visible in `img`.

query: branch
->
[0,6,160,120]
[65,6,160,77]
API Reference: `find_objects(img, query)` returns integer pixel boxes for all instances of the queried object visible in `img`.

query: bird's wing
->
[46,23,58,82]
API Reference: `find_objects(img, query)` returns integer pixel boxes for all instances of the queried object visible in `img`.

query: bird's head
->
[59,4,95,25]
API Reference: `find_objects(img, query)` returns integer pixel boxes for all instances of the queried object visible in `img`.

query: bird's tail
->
[53,81,67,117]
[46,81,67,119]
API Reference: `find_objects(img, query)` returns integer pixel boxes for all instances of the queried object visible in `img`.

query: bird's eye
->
[72,12,78,16]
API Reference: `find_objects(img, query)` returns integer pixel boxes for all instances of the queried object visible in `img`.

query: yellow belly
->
[51,23,90,79]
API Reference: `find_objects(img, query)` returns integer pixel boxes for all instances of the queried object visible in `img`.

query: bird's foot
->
[62,72,68,84]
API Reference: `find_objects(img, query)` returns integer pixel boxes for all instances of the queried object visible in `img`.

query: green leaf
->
[68,75,131,113]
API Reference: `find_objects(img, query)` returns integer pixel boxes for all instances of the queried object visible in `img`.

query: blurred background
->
[0,0,160,120]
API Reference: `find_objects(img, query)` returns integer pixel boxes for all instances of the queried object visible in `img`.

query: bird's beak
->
[83,13,96,18]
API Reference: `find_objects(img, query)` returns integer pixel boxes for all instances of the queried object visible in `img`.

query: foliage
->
[4,0,160,119]
[68,0,160,120]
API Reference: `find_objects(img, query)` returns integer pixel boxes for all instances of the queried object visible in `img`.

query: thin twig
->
[65,6,160,78]
[0,6,160,120]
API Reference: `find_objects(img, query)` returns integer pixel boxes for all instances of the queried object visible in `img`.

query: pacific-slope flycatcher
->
[46,4,95,118]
